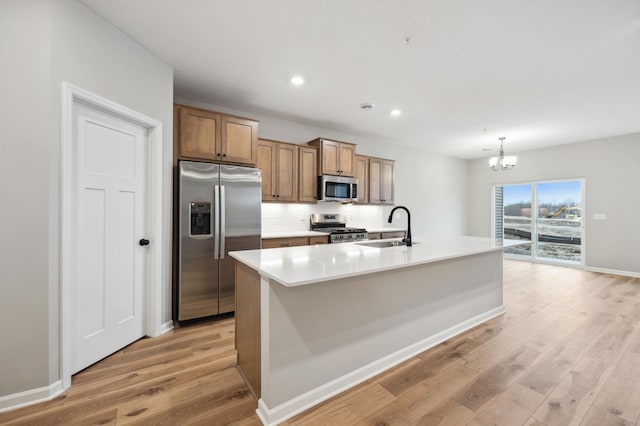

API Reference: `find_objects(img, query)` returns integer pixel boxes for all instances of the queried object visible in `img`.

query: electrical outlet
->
[593,213,606,221]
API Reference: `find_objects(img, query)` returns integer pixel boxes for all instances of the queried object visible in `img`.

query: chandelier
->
[488,137,517,171]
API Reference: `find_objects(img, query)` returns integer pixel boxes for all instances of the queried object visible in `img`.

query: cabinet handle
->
[223,153,226,157]
[276,195,280,198]
[272,194,276,198]
[217,153,221,157]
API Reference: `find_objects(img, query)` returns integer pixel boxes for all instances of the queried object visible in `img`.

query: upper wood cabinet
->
[369,157,395,205]
[355,155,369,204]
[175,104,258,165]
[307,138,356,177]
[298,146,318,203]
[178,106,220,160]
[257,139,298,202]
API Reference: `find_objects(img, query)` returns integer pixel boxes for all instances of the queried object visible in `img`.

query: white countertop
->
[262,230,330,239]
[503,238,532,247]
[230,235,504,287]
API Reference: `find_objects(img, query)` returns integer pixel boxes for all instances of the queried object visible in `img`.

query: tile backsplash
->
[262,203,386,232]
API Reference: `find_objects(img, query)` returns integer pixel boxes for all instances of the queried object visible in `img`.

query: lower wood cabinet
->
[367,231,406,240]
[262,235,329,249]
[309,236,329,245]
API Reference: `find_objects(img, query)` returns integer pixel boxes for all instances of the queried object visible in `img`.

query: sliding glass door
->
[535,181,582,262]
[496,179,583,264]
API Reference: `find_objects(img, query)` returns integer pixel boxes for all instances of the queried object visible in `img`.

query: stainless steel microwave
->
[318,175,358,202]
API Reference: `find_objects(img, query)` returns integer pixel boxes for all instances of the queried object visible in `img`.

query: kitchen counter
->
[232,235,504,425]
[231,235,502,287]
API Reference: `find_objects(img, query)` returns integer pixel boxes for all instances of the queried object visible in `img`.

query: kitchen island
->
[230,235,505,425]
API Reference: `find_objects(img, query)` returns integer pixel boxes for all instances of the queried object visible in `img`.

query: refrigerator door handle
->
[220,185,226,259]
[214,185,220,259]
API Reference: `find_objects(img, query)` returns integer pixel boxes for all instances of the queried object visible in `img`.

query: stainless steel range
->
[310,214,368,243]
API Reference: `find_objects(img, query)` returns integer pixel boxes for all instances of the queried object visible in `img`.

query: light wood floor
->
[2,260,640,425]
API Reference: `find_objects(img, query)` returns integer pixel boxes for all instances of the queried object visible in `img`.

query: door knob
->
[139,238,150,246]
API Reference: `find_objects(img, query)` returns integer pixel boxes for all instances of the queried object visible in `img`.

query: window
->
[495,179,583,264]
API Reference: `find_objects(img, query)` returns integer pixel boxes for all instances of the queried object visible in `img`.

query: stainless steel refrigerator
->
[178,161,261,321]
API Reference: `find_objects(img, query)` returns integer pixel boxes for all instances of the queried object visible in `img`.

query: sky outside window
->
[504,184,531,206]
[537,181,581,205]
[504,181,581,206]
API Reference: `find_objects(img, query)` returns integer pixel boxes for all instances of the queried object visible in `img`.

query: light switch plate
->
[593,213,607,220]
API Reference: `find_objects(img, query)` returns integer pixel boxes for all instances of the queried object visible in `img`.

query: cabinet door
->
[320,140,340,175]
[369,158,394,205]
[179,107,220,160]
[276,143,298,202]
[339,143,356,177]
[381,231,405,239]
[257,140,276,201]
[367,233,382,240]
[221,116,258,165]
[309,235,329,245]
[299,147,318,203]
[369,157,382,204]
[261,237,309,249]
[381,160,395,205]
[355,155,369,204]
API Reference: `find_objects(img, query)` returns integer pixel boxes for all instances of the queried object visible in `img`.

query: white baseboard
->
[0,380,63,413]
[159,320,174,335]
[255,306,505,426]
[584,266,640,278]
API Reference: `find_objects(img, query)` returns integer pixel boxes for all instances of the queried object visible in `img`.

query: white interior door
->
[71,101,147,374]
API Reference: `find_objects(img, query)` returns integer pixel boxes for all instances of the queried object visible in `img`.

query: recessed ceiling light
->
[390,109,403,117]
[290,75,305,86]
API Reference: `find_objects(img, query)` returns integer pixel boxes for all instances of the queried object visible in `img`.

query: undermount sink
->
[356,240,418,248]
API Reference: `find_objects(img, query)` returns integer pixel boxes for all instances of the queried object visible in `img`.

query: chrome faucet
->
[387,206,412,247]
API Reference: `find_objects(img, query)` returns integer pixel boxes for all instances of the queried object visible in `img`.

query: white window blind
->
[494,185,503,243]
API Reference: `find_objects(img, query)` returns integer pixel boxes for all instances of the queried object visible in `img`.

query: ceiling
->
[80,0,640,159]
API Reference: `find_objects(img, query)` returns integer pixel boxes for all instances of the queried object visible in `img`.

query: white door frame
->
[60,82,164,390]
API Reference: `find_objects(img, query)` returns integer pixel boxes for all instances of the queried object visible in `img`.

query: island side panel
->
[235,261,261,398]
[262,250,503,409]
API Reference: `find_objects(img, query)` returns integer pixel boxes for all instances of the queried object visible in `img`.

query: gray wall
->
[176,98,470,237]
[0,0,53,397]
[0,0,173,398]
[468,132,640,274]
